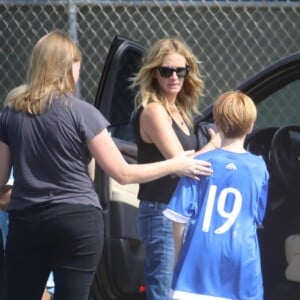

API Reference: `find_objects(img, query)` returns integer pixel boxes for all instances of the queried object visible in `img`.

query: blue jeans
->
[137,201,174,300]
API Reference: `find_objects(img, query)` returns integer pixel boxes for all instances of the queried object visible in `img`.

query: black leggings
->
[6,203,104,300]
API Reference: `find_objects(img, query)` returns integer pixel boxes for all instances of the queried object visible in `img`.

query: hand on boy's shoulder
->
[0,185,12,210]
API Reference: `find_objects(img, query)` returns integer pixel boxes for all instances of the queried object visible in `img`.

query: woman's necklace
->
[170,105,185,126]
[178,110,185,126]
[176,114,185,127]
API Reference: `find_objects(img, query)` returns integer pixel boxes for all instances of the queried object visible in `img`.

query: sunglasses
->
[157,66,190,78]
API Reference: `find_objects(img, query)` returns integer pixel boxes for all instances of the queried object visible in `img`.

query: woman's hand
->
[195,127,221,156]
[174,150,213,180]
[0,185,12,210]
[207,127,221,149]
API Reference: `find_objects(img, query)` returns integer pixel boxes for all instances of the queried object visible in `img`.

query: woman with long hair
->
[131,38,220,299]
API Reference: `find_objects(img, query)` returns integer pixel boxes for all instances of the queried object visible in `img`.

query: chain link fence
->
[1,0,300,110]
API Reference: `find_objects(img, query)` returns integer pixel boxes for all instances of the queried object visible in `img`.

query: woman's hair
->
[131,38,204,128]
[213,91,257,138]
[5,30,82,114]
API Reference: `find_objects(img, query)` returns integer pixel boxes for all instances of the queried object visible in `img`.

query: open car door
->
[90,36,146,300]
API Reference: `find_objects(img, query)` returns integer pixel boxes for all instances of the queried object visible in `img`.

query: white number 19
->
[202,185,242,234]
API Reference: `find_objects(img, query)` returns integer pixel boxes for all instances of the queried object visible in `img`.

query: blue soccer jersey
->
[164,148,269,300]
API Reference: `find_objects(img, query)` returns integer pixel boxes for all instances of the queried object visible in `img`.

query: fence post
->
[68,0,81,98]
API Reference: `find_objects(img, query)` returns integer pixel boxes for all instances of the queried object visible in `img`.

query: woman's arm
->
[88,158,96,181]
[195,127,221,155]
[87,128,212,185]
[0,185,12,210]
[140,103,217,167]
[0,141,11,189]
[173,222,185,268]
[139,103,184,159]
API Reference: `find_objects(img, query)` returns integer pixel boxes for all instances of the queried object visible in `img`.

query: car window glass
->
[108,49,142,142]
[255,79,300,129]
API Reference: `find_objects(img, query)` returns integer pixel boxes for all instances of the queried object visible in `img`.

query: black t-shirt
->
[133,107,197,204]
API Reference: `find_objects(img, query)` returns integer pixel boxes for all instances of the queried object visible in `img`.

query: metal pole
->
[68,0,81,98]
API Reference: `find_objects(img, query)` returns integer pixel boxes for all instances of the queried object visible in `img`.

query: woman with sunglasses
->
[131,38,220,300]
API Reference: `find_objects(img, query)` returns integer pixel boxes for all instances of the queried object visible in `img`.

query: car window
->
[109,49,141,125]
[255,79,300,129]
[107,49,142,142]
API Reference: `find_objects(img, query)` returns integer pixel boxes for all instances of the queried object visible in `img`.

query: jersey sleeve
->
[163,176,199,223]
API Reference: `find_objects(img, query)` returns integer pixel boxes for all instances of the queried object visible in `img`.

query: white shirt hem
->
[172,289,232,300]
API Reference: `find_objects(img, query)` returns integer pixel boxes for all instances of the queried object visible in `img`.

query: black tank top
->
[132,107,197,204]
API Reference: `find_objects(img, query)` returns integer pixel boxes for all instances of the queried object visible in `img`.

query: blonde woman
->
[0,31,213,300]
[131,38,219,299]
